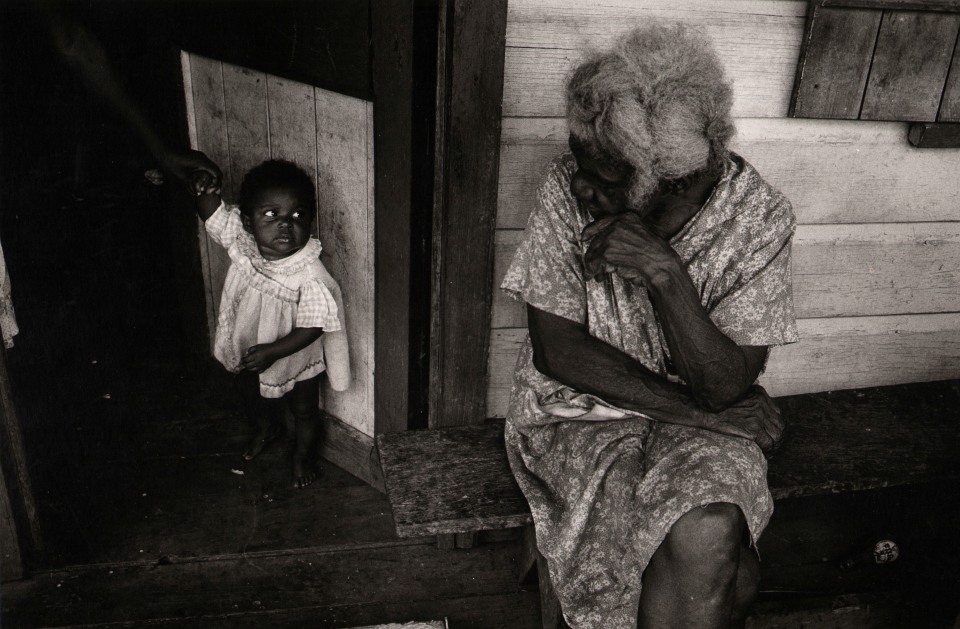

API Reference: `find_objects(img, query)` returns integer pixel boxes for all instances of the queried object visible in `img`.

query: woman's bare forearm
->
[528,305,712,428]
[528,305,783,448]
[644,265,763,410]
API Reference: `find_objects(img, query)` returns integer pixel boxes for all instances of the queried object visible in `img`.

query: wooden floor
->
[4,362,958,628]
[0,355,543,628]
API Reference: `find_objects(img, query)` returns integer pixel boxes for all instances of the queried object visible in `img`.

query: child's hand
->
[241,344,278,373]
[190,169,221,197]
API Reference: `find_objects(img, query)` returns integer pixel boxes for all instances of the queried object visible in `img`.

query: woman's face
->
[569,135,718,239]
[568,136,633,220]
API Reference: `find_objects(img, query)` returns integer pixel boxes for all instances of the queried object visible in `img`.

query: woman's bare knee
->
[662,502,746,578]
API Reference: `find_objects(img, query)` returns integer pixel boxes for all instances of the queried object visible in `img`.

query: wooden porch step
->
[377,380,960,539]
[0,540,540,628]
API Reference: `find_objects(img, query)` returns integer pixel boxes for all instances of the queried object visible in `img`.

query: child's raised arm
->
[190,169,223,222]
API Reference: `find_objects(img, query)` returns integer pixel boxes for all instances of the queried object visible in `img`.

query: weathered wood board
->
[496,117,960,228]
[909,121,960,147]
[789,6,882,119]
[763,313,960,395]
[822,0,960,9]
[428,0,510,429]
[265,76,319,187]
[0,541,526,627]
[377,424,532,537]
[490,223,960,327]
[182,53,231,330]
[486,314,960,416]
[939,40,960,122]
[182,54,375,437]
[378,380,960,537]
[860,11,960,121]
[503,0,808,119]
[312,90,376,436]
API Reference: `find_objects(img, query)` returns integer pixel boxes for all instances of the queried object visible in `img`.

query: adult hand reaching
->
[154,149,222,190]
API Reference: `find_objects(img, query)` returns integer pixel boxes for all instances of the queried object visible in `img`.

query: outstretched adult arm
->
[36,0,220,186]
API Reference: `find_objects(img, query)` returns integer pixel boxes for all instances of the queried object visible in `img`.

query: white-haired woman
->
[502,23,798,628]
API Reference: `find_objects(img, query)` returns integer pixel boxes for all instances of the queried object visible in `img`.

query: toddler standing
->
[191,159,346,488]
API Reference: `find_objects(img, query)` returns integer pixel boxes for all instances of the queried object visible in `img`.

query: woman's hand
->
[241,344,279,373]
[156,149,222,190]
[581,213,682,285]
[706,385,784,451]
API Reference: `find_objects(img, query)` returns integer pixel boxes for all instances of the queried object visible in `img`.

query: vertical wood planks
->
[938,38,960,121]
[314,89,376,437]
[220,64,271,196]
[266,76,319,209]
[183,54,377,438]
[860,11,960,120]
[214,63,269,318]
[790,6,882,118]
[185,54,231,329]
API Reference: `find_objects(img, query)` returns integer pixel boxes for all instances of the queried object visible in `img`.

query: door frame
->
[428,0,509,428]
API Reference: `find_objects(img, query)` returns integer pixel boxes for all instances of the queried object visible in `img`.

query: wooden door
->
[175,0,435,489]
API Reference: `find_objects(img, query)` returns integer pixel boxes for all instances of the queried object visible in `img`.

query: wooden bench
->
[377,380,960,627]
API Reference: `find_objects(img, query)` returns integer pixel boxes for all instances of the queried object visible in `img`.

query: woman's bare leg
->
[638,502,755,629]
[731,544,760,628]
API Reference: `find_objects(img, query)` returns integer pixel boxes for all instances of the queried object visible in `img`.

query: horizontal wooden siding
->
[487,0,960,417]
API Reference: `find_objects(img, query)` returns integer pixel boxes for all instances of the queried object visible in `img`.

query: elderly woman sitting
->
[502,23,798,629]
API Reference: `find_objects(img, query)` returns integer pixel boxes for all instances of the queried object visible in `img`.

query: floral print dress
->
[501,152,799,628]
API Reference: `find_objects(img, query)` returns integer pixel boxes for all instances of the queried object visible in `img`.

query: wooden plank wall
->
[181,53,375,437]
[487,0,960,417]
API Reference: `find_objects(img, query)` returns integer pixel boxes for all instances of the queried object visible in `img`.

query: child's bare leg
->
[287,374,323,488]
[234,370,280,460]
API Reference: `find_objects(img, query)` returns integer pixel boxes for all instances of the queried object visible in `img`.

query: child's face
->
[241,187,313,260]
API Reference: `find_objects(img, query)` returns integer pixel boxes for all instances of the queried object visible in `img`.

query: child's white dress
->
[205,203,342,398]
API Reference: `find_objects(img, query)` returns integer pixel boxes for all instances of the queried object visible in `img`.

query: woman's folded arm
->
[527,304,783,450]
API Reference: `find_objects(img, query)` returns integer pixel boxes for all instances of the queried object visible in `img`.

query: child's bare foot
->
[243,426,280,461]
[292,455,319,488]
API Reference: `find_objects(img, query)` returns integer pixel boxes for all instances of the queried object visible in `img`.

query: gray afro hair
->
[566,23,735,206]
